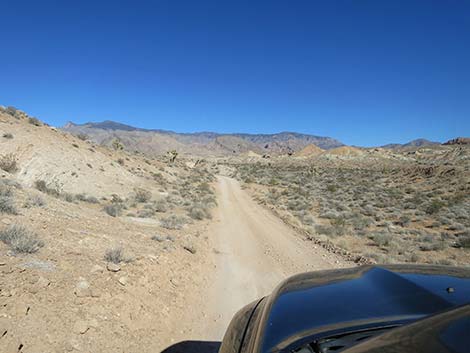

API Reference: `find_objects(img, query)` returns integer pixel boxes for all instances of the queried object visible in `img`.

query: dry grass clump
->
[134,188,152,203]
[457,234,470,249]
[0,195,17,214]
[34,180,99,204]
[0,224,44,253]
[160,215,187,229]
[153,198,168,213]
[1,106,24,118]
[188,202,212,220]
[137,209,154,218]
[24,194,46,208]
[28,117,42,126]
[372,232,393,247]
[0,184,17,214]
[104,247,131,264]
[76,133,88,141]
[0,153,18,173]
[75,193,99,204]
[151,234,175,242]
[104,204,123,217]
[34,180,60,197]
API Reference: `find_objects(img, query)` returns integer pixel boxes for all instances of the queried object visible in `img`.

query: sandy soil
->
[1,174,348,353]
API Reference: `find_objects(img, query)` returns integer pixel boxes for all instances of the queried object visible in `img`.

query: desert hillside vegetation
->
[229,144,470,266]
[0,106,218,352]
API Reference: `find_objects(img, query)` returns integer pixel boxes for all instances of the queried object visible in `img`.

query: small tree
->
[167,150,178,163]
[111,138,124,151]
[0,153,18,173]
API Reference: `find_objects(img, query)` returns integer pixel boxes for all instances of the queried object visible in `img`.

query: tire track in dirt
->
[198,176,349,340]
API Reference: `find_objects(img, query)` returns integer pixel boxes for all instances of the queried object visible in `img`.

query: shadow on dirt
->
[161,340,221,353]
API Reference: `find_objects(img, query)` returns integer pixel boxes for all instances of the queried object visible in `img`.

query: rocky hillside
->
[61,121,344,157]
[0,106,221,352]
[444,137,470,145]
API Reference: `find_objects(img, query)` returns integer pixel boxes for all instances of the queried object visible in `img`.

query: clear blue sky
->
[1,1,469,146]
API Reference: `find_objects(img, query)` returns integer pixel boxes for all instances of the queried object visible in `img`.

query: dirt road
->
[198,176,349,341]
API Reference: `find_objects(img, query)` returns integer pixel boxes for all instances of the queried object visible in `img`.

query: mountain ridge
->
[63,121,340,140]
[380,138,440,149]
[62,120,345,156]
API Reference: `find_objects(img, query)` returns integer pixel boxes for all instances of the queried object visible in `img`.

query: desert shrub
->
[28,117,41,126]
[0,196,17,214]
[2,106,21,118]
[84,196,99,204]
[117,158,125,166]
[314,224,335,237]
[0,153,18,173]
[134,188,152,203]
[201,194,217,206]
[373,232,393,247]
[137,209,154,218]
[103,204,123,217]
[0,179,22,189]
[24,194,46,208]
[188,204,211,220]
[110,194,124,204]
[76,133,88,141]
[74,193,87,202]
[287,197,310,211]
[320,210,340,219]
[326,184,338,193]
[63,193,75,203]
[351,215,371,231]
[365,252,394,264]
[154,199,168,213]
[151,234,166,242]
[34,180,60,197]
[408,253,420,263]
[34,180,47,192]
[300,213,315,226]
[396,215,411,227]
[74,193,99,204]
[160,215,187,229]
[111,139,124,151]
[437,259,455,266]
[425,199,445,215]
[0,184,14,198]
[331,217,347,236]
[361,205,376,217]
[198,182,213,193]
[0,224,44,253]
[151,234,174,242]
[2,133,13,139]
[104,247,125,264]
[457,236,470,249]
[420,241,446,252]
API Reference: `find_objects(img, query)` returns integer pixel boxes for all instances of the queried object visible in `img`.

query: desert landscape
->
[0,106,468,352]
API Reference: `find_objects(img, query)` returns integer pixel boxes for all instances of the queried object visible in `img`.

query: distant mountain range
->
[62,121,345,157]
[380,138,440,149]
[61,120,458,157]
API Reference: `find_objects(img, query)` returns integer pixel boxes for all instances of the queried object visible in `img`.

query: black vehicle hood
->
[342,304,470,353]
[254,265,470,353]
